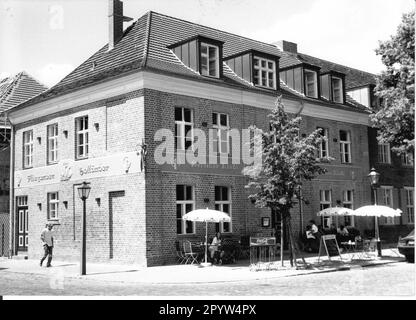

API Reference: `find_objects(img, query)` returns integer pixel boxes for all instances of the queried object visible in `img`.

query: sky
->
[0,0,414,87]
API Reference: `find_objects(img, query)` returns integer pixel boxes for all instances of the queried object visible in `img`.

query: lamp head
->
[368,168,380,186]
[78,181,91,200]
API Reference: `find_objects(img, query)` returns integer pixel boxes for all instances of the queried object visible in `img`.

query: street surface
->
[0,262,414,297]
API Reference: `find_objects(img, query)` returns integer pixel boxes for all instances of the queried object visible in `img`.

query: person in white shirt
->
[40,223,54,267]
[209,232,223,262]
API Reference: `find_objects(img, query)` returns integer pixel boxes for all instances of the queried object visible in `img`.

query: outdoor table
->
[191,243,206,263]
[340,241,357,260]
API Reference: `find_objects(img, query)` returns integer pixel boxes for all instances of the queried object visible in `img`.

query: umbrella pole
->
[205,221,208,264]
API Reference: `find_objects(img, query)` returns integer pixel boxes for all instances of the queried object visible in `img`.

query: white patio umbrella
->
[182,208,231,267]
[317,207,355,217]
[353,205,402,217]
[354,205,402,245]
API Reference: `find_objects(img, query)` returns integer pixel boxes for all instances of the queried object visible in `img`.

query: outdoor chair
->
[183,240,199,265]
[175,241,186,264]
[219,238,239,264]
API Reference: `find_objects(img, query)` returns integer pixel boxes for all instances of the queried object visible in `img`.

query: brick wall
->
[13,90,147,265]
[143,88,372,265]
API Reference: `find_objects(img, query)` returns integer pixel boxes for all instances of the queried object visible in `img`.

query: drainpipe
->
[8,121,15,258]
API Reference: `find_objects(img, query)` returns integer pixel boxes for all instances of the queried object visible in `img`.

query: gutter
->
[8,117,14,257]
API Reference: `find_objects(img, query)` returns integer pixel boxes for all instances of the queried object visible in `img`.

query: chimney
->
[108,0,126,50]
[274,40,298,54]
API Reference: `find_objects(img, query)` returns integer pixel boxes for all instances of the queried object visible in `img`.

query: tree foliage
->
[243,97,332,218]
[372,10,415,155]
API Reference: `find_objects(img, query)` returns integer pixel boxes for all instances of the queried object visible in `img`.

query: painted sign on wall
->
[15,152,143,188]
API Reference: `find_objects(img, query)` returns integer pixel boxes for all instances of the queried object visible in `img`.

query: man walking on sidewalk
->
[40,223,54,267]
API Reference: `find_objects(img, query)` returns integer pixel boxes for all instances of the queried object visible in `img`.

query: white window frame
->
[175,107,194,151]
[200,42,219,78]
[404,187,414,224]
[212,112,229,155]
[75,116,89,159]
[47,123,59,164]
[176,185,195,235]
[253,56,276,89]
[332,76,343,103]
[339,130,351,163]
[380,186,395,225]
[401,152,414,167]
[317,127,329,158]
[342,190,355,227]
[305,69,318,98]
[215,186,232,233]
[23,130,33,168]
[320,189,332,228]
[378,143,391,164]
[48,192,59,220]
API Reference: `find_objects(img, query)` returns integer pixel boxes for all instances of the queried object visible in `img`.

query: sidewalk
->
[0,248,406,284]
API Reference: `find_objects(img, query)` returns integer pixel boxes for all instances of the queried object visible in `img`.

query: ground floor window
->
[342,190,354,227]
[380,186,396,225]
[320,189,332,228]
[47,192,59,220]
[176,185,195,234]
[215,186,232,233]
[404,187,414,224]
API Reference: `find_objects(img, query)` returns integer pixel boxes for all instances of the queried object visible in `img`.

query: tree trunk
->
[280,211,284,267]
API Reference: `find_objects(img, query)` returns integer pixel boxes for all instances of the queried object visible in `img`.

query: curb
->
[0,259,403,285]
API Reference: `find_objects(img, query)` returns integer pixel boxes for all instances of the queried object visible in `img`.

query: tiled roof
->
[280,51,377,89]
[14,11,373,113]
[0,71,47,121]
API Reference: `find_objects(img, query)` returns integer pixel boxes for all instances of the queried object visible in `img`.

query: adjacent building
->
[6,1,412,266]
[0,71,47,256]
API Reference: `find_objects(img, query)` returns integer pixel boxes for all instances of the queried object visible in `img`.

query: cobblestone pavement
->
[0,261,414,297]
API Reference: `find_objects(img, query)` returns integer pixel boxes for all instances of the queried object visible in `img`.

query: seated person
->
[208,232,224,263]
[328,223,338,235]
[337,225,350,243]
[304,225,318,252]
[338,225,349,236]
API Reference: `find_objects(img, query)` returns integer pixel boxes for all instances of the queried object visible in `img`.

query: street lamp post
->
[368,168,382,257]
[78,181,91,275]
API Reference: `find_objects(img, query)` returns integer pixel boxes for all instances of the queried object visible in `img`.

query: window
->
[176,185,195,234]
[47,192,59,220]
[175,107,193,151]
[405,188,414,224]
[378,143,391,164]
[47,124,58,164]
[215,186,231,233]
[75,116,89,159]
[305,69,318,98]
[339,130,351,163]
[253,57,276,89]
[23,130,33,168]
[200,42,219,78]
[342,190,354,226]
[317,127,329,158]
[380,186,395,225]
[332,77,343,103]
[320,190,332,228]
[212,113,229,155]
[401,152,414,166]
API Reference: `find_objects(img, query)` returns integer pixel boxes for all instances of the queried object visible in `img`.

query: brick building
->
[7,2,395,266]
[0,71,47,257]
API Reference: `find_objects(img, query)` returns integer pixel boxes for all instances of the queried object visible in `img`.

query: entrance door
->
[17,207,29,252]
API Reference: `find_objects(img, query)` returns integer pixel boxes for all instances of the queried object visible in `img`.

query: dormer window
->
[169,36,223,79]
[253,56,276,89]
[332,76,343,103]
[200,43,219,78]
[320,72,345,104]
[304,69,318,98]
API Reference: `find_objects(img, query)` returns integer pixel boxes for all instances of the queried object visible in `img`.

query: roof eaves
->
[141,11,152,68]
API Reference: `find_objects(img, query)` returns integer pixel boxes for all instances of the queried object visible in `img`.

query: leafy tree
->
[372,10,415,155]
[243,97,332,267]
